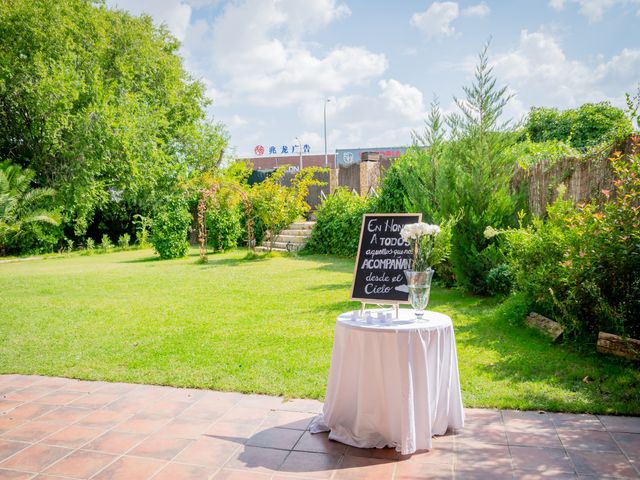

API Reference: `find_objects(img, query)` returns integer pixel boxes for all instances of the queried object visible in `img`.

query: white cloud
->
[462,2,490,17]
[208,0,384,106]
[379,79,426,122]
[411,2,460,38]
[411,2,489,38]
[491,29,640,114]
[548,0,640,22]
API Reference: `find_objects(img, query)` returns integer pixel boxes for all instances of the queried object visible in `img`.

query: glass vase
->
[404,268,434,321]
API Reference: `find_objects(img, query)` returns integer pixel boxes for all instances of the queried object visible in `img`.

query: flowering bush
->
[400,221,452,271]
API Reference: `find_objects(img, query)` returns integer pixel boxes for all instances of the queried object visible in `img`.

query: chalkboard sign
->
[351,213,421,304]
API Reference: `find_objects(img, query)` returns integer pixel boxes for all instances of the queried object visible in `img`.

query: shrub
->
[499,148,640,341]
[133,214,151,246]
[305,188,370,257]
[486,264,514,296]
[85,237,95,254]
[117,233,130,249]
[206,201,242,252]
[524,103,632,150]
[100,234,113,252]
[151,195,191,259]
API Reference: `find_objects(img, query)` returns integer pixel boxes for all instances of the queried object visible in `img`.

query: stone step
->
[274,235,307,244]
[289,222,316,230]
[279,229,312,237]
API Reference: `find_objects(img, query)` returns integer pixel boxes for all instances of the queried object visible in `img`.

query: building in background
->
[335,146,407,167]
[240,153,336,171]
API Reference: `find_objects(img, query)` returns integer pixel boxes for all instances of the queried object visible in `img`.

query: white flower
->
[401,222,440,243]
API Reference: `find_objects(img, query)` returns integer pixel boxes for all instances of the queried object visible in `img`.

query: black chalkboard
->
[350,213,422,304]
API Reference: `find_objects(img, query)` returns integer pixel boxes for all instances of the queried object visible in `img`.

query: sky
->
[104,0,640,158]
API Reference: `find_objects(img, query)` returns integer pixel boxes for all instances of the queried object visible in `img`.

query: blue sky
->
[106,0,640,158]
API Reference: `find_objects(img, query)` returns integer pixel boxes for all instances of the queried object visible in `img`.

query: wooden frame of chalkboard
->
[350,213,422,305]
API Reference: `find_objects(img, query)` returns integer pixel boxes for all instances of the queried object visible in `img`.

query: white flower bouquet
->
[400,221,451,271]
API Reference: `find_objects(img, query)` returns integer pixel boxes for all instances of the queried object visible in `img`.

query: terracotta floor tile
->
[569,450,637,478]
[91,455,166,480]
[7,404,55,421]
[454,443,511,469]
[68,393,121,410]
[293,432,347,455]
[144,400,192,417]
[237,394,286,410]
[278,451,340,479]
[32,378,70,390]
[5,387,51,403]
[246,428,303,450]
[509,445,574,473]
[506,430,563,448]
[218,406,271,425]
[557,429,620,452]
[549,413,605,431]
[100,397,146,415]
[74,409,131,429]
[464,408,503,426]
[0,469,35,479]
[64,380,107,393]
[260,411,315,431]
[395,461,454,480]
[35,391,87,406]
[456,424,507,445]
[35,407,91,425]
[278,399,323,414]
[93,383,137,396]
[0,443,72,472]
[204,421,258,442]
[39,425,102,449]
[151,461,216,480]
[345,445,401,461]
[0,417,27,435]
[174,436,240,468]
[454,465,514,479]
[179,399,235,422]
[155,418,212,439]
[333,455,395,480]
[159,388,206,404]
[83,430,147,455]
[0,401,23,414]
[612,432,640,459]
[512,470,578,479]
[2,421,63,443]
[213,468,271,479]
[398,447,453,464]
[599,415,640,434]
[113,414,170,435]
[129,434,193,460]
[43,449,116,478]
[224,446,289,474]
[0,439,30,462]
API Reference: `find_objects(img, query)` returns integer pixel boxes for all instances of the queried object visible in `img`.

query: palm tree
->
[0,161,59,255]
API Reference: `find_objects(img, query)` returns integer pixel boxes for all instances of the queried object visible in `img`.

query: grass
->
[0,248,638,414]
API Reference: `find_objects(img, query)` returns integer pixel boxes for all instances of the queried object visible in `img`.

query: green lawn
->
[0,248,638,414]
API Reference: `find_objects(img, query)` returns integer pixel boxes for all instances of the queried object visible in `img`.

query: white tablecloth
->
[310,309,464,454]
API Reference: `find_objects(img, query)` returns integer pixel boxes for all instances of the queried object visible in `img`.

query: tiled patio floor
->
[0,375,638,479]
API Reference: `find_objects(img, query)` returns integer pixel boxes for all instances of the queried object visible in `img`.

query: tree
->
[0,0,228,246]
[439,44,521,293]
[0,161,59,255]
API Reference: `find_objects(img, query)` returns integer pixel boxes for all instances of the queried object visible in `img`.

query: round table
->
[310,309,464,454]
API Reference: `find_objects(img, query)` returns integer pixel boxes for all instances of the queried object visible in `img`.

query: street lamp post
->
[295,136,302,171]
[323,98,330,167]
